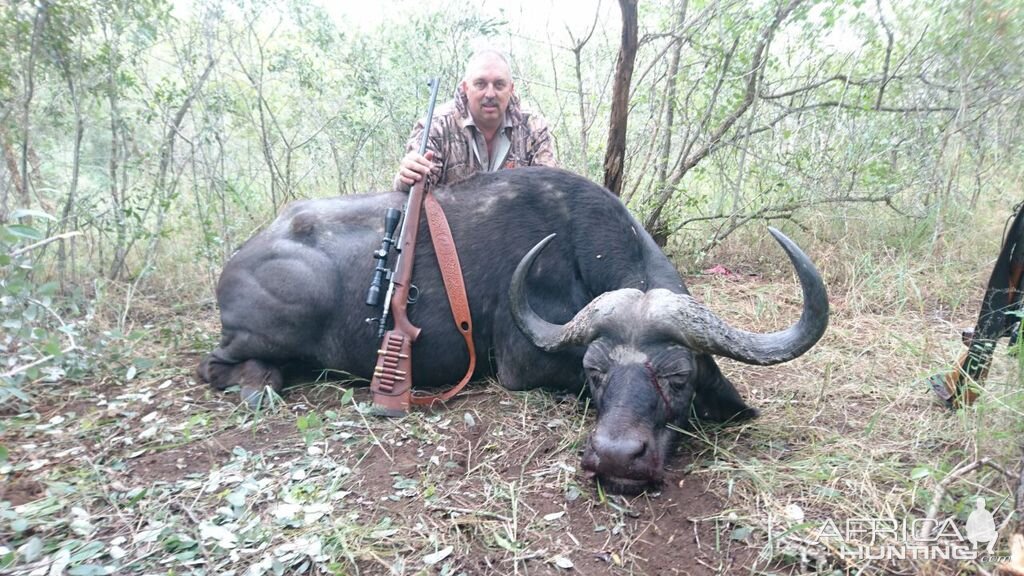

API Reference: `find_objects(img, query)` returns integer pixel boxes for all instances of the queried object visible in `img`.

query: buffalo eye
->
[660,371,692,391]
[583,366,609,396]
[585,366,607,383]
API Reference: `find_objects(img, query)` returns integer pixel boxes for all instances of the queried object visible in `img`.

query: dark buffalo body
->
[200,167,828,493]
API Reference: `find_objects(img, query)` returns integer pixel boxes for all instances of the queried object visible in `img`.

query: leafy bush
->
[1,211,84,407]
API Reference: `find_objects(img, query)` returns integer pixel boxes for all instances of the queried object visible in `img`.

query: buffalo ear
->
[692,354,759,424]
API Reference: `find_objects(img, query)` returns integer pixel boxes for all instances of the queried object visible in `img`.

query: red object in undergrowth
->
[702,264,735,277]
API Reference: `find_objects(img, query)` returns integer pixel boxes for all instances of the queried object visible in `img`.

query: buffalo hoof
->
[240,384,270,410]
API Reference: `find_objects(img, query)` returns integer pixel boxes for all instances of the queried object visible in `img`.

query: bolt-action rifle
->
[928,201,1024,408]
[366,77,441,416]
[365,78,476,416]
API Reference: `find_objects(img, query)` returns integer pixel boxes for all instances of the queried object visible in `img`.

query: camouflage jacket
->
[393,85,557,191]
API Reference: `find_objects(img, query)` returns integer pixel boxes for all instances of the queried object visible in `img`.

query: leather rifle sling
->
[410,190,476,406]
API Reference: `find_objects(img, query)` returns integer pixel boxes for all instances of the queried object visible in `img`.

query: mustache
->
[481,98,499,106]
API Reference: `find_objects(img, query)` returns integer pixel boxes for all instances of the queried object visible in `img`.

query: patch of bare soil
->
[301,389,760,575]
[616,474,757,575]
[127,420,301,485]
[0,476,46,506]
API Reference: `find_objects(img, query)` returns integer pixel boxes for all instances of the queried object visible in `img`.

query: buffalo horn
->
[660,228,829,365]
[508,234,605,352]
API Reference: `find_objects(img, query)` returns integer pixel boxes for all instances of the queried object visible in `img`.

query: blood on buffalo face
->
[509,229,829,494]
[579,340,698,493]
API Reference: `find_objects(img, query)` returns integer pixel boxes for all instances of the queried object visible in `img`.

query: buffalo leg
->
[198,354,283,408]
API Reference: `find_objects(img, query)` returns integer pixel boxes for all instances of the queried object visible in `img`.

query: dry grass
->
[2,203,1023,575]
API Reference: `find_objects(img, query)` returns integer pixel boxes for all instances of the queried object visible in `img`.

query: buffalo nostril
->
[615,438,646,460]
[590,433,648,471]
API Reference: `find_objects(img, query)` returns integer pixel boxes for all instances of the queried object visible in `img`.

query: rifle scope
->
[365,207,402,307]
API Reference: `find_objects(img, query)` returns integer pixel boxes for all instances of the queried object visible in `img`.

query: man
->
[393,49,557,192]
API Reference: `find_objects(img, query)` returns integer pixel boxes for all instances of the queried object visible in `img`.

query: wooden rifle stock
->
[370,78,440,416]
[370,177,427,416]
[929,207,1024,408]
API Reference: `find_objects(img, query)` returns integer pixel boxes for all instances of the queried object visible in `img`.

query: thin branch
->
[761,74,879,100]
[919,458,1015,540]
[645,0,802,231]
[678,192,902,251]
[874,0,895,110]
[9,231,83,257]
[1,345,78,379]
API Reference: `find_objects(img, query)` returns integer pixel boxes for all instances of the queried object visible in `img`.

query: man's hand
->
[396,150,436,191]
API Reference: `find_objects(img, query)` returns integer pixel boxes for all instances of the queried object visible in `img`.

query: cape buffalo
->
[199,167,829,493]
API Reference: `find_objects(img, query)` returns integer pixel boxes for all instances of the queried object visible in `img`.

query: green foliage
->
[1,212,70,406]
[296,411,325,446]
[0,0,1021,409]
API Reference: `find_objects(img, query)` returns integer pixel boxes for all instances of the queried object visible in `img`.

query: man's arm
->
[393,117,442,192]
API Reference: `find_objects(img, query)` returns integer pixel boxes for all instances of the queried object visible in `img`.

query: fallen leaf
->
[423,546,453,565]
[702,264,735,277]
[784,503,805,523]
[48,548,70,576]
[199,522,238,549]
[18,537,43,563]
[272,503,301,520]
[303,503,331,524]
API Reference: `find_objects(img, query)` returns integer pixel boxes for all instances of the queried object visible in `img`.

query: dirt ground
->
[2,265,1021,575]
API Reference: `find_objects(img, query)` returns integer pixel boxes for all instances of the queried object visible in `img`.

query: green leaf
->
[392,477,418,490]
[0,445,8,462]
[910,467,931,480]
[0,550,14,569]
[6,225,43,241]
[493,531,520,552]
[19,537,43,562]
[341,388,354,404]
[125,487,148,505]
[69,540,105,563]
[68,565,109,576]
[11,208,56,221]
[730,526,752,541]
[225,490,246,507]
[44,339,62,357]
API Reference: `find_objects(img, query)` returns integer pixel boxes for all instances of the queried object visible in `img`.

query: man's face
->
[461,54,514,130]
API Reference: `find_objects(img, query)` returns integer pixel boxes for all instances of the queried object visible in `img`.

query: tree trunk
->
[56,52,84,293]
[650,0,688,245]
[19,4,47,207]
[603,0,639,197]
[1,127,22,220]
[106,15,127,281]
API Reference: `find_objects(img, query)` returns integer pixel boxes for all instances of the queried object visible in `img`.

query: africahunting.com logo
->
[810,498,1008,562]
